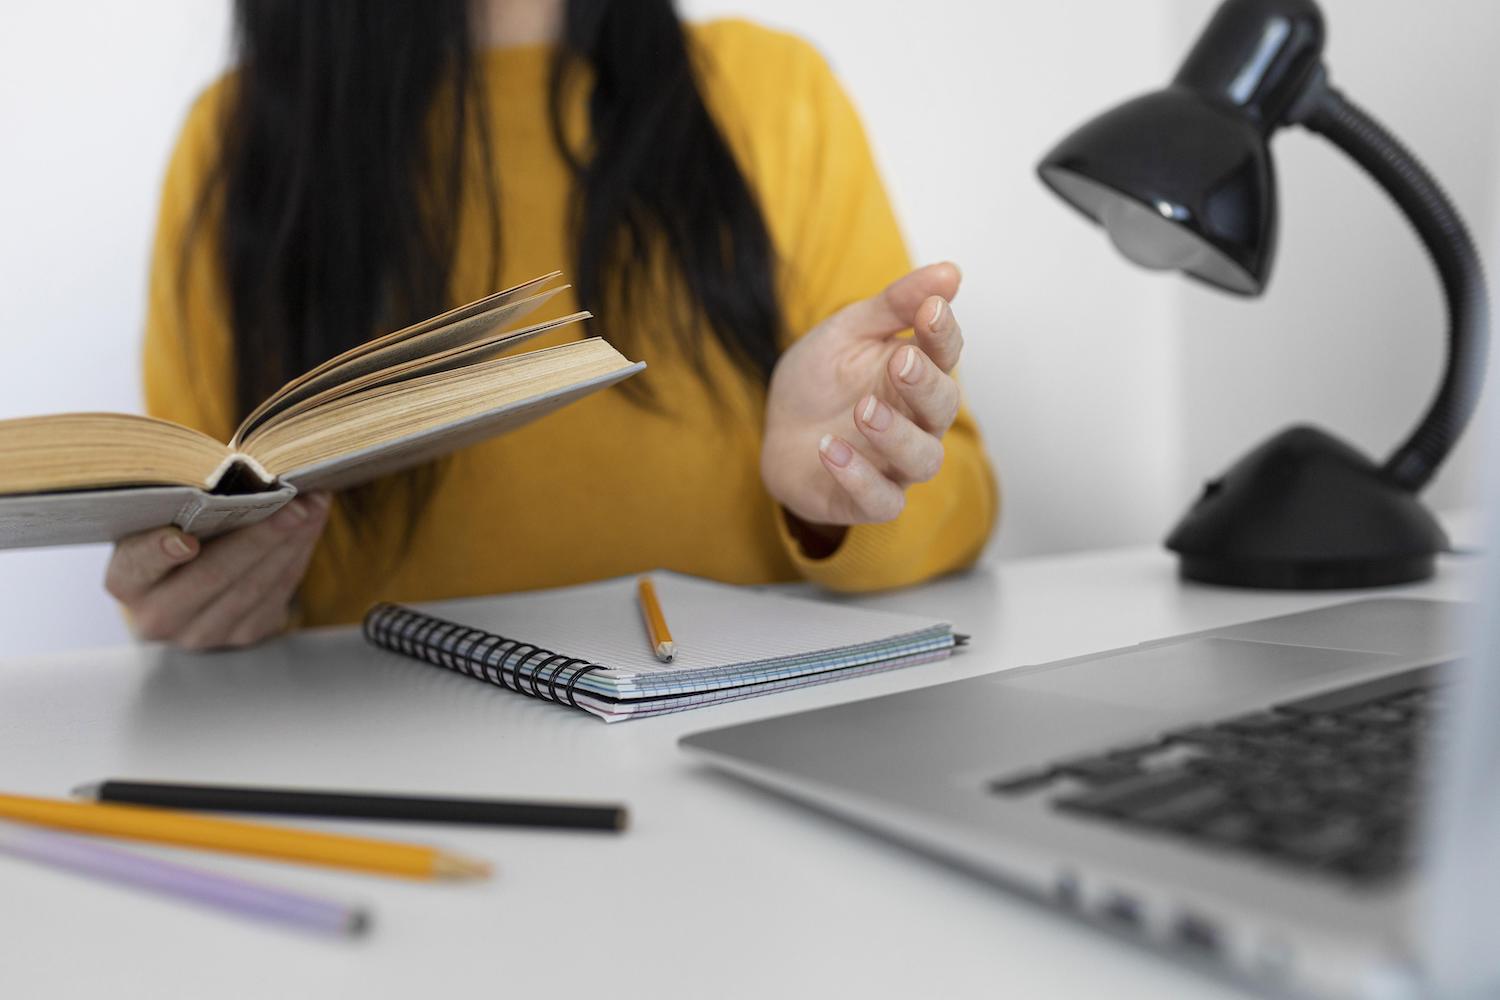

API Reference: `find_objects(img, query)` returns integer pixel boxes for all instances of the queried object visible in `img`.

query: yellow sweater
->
[143,19,998,626]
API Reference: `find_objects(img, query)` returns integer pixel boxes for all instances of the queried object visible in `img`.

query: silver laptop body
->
[682,522,1500,994]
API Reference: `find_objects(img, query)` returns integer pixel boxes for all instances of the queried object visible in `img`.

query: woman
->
[106,0,998,649]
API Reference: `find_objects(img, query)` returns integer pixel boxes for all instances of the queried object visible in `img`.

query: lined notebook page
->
[415,571,951,678]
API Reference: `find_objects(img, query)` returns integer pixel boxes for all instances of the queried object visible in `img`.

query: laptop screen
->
[1419,396,1500,995]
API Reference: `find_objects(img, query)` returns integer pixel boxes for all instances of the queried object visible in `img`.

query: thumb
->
[828,262,962,340]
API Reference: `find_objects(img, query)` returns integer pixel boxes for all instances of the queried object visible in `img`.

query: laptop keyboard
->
[987,663,1448,884]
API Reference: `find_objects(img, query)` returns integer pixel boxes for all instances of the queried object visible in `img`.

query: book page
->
[265,343,644,492]
[239,311,589,442]
[0,413,231,494]
[233,273,565,444]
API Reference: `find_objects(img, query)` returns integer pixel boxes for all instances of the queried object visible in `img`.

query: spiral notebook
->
[362,572,962,722]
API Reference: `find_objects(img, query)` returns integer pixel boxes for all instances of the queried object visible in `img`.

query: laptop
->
[681,507,1499,994]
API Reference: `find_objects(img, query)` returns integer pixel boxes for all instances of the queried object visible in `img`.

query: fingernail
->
[860,395,892,432]
[898,345,919,382]
[310,492,331,510]
[819,433,853,468]
[928,298,944,329]
[164,533,193,559]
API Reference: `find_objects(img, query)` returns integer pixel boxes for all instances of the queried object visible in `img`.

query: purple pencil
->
[0,820,370,937]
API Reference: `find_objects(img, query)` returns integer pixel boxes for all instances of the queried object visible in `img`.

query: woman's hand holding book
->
[104,493,330,650]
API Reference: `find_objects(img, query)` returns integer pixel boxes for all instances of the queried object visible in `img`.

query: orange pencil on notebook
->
[636,576,676,663]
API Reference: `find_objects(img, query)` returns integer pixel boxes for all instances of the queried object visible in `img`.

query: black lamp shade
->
[1037,0,1330,297]
[1033,0,1490,590]
[1038,88,1275,295]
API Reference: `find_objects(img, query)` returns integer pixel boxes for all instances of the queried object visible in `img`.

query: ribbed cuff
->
[775,507,920,592]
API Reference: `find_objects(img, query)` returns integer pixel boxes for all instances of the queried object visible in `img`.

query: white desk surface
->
[0,539,1478,1000]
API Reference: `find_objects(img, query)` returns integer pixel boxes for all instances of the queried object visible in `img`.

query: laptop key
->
[1055,772,1211,818]
[1192,811,1261,846]
[1333,830,1410,881]
[1053,757,1145,785]
[1265,817,1368,866]
[1298,716,1364,742]
[1302,768,1380,798]
[1242,785,1321,819]
[1218,712,1296,734]
[1105,741,1171,763]
[1127,785,1232,828]
[1345,706,1408,727]
[986,771,1057,796]
[1164,727,1247,749]
[1186,756,1283,787]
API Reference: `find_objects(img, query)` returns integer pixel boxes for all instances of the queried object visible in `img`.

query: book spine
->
[362,604,606,711]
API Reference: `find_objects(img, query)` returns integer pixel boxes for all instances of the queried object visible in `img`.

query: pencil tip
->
[434,854,493,881]
[69,783,99,800]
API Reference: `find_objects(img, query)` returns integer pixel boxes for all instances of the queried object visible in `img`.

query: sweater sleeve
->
[141,82,238,444]
[765,35,999,591]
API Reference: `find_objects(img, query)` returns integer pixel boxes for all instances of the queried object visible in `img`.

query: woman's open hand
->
[104,493,330,650]
[762,262,965,533]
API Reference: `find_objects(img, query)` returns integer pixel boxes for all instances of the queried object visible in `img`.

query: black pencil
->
[73,780,628,832]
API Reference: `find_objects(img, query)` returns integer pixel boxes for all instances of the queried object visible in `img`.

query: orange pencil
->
[0,793,489,881]
[636,576,676,663]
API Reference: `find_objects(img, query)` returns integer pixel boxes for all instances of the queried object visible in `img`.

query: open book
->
[0,272,643,549]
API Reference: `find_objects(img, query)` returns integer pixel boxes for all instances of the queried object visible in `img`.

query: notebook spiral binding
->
[363,603,608,709]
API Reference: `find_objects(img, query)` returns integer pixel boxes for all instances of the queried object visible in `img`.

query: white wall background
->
[2,1,1497,654]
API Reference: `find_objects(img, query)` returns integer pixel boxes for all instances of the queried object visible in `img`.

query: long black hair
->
[187,0,783,538]
[550,1,782,388]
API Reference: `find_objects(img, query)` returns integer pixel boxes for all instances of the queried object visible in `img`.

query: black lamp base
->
[1165,426,1449,589]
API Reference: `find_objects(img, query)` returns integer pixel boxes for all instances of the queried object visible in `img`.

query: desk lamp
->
[1037,0,1489,588]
